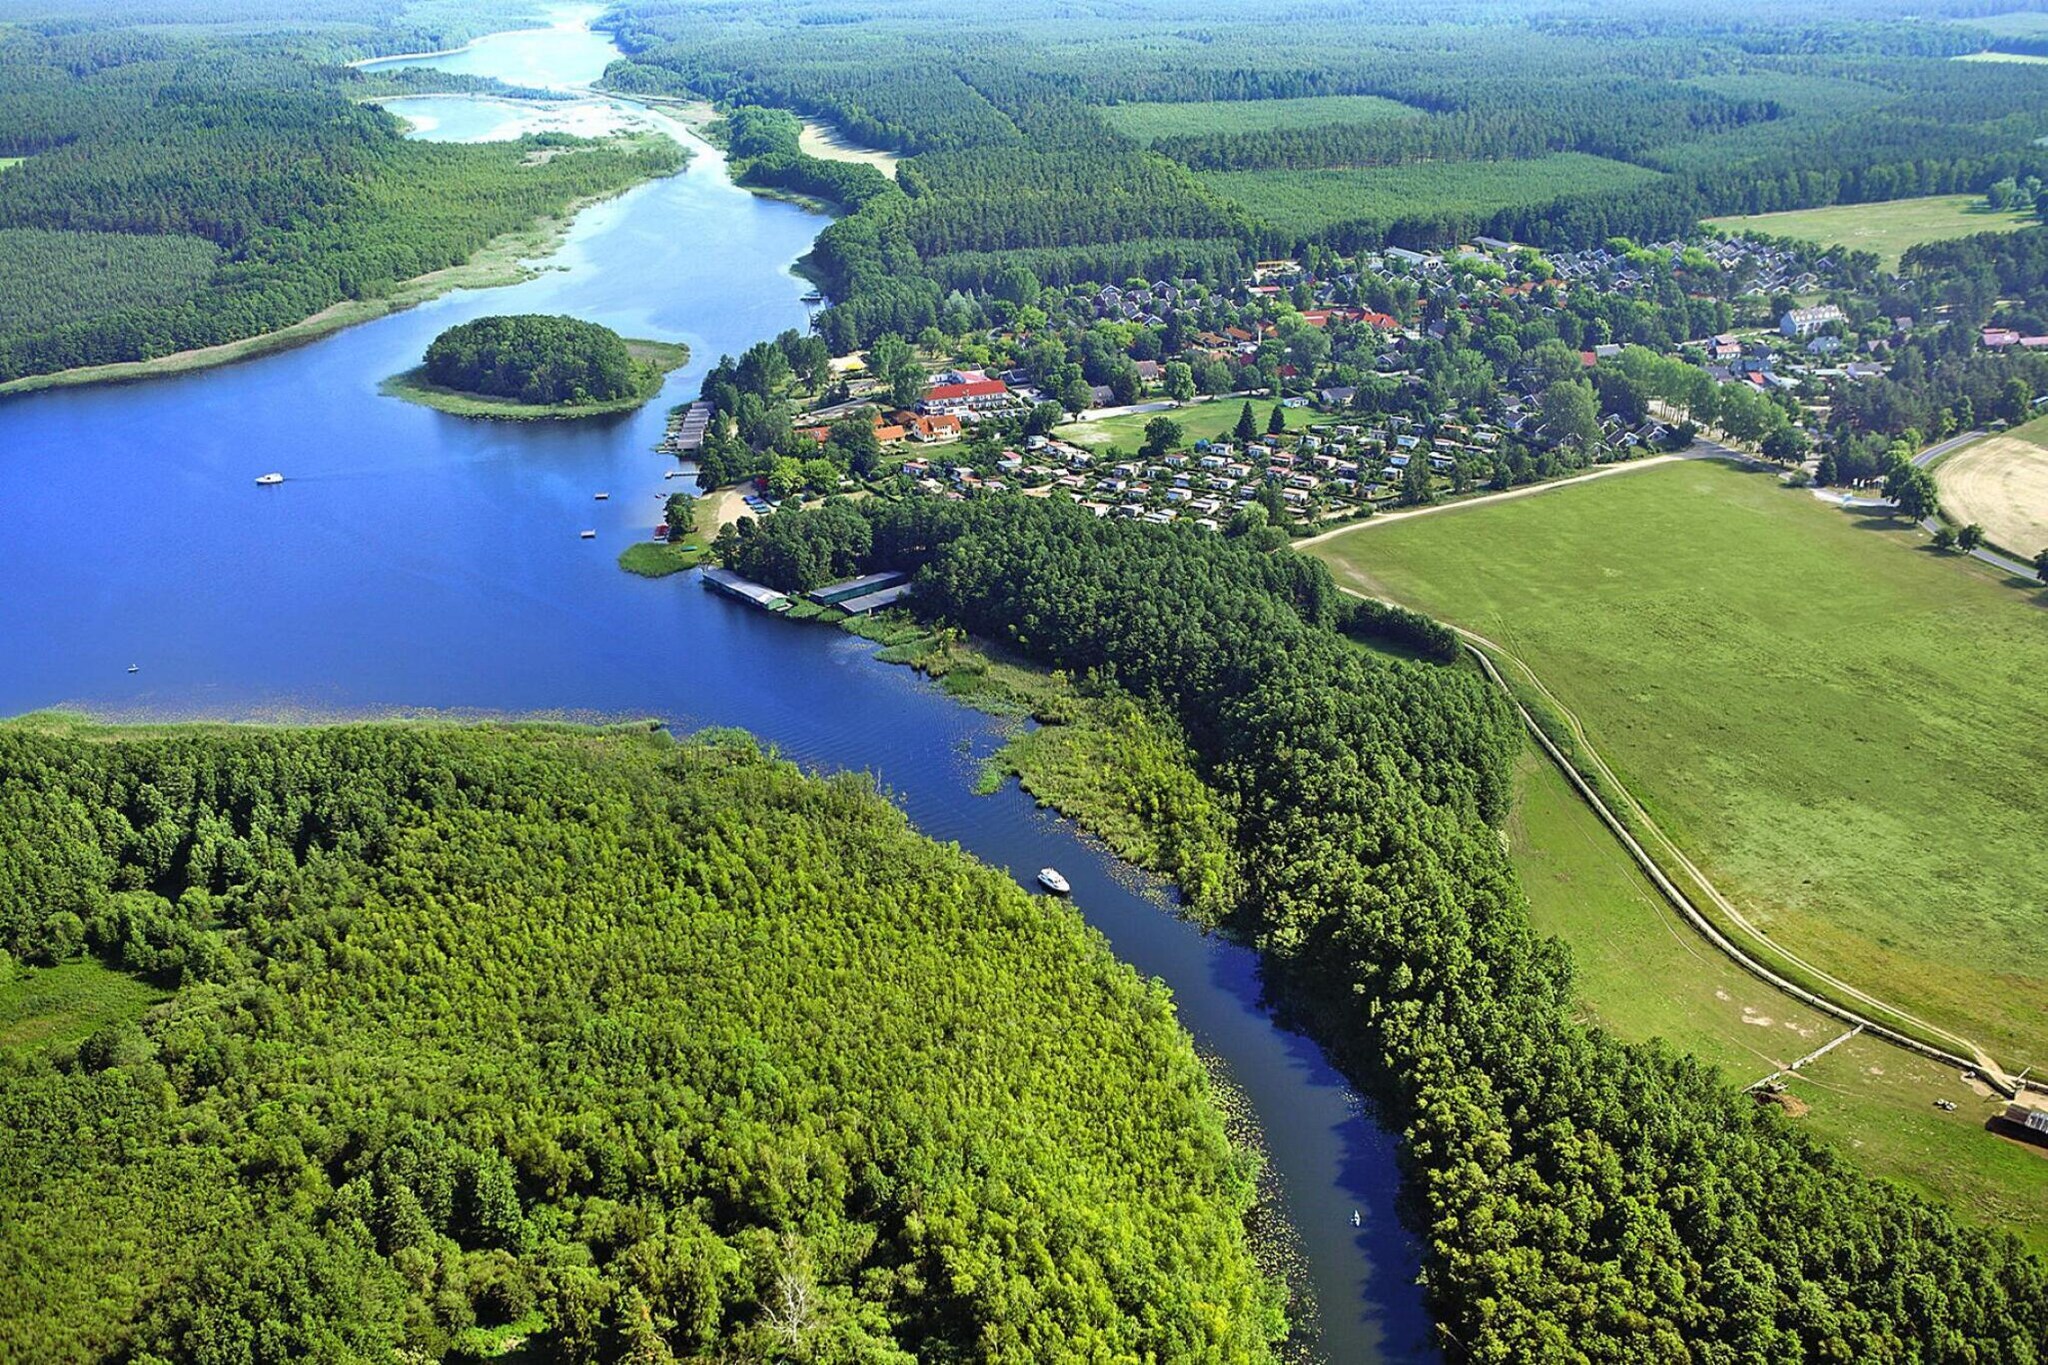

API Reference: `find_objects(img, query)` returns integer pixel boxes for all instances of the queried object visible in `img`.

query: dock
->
[662,401,712,454]
[700,566,791,612]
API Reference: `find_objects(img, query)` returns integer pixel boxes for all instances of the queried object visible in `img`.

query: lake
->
[0,15,1432,1361]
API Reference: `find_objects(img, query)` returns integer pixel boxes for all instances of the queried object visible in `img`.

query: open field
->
[1200,154,1663,237]
[1506,745,2048,1254]
[1100,95,1419,143]
[1062,398,1316,451]
[1955,10,2048,37]
[1704,193,2036,268]
[1934,418,2048,558]
[797,118,901,174]
[0,960,168,1056]
[1955,50,2048,63]
[1311,458,2048,1069]
[0,158,20,173]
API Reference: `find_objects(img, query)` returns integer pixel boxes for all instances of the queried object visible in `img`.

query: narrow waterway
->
[0,14,1433,1360]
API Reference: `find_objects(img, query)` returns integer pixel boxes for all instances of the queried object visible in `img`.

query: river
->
[0,13,1432,1360]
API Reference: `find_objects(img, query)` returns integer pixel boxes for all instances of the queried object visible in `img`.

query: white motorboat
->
[255,472,284,486]
[1037,867,1070,895]
[579,529,596,539]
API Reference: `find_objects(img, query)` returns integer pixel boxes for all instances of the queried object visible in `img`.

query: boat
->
[1350,1210,1361,1228]
[127,664,138,674]
[579,529,596,539]
[594,492,610,501]
[255,472,284,486]
[1036,867,1070,895]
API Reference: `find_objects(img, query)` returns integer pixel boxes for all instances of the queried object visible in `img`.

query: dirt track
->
[1934,435,2048,559]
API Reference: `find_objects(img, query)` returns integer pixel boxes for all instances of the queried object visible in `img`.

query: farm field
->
[1310,457,2048,1070]
[1062,397,1315,451]
[1506,746,2048,1254]
[1200,154,1663,237]
[1934,417,2048,558]
[1703,193,2036,268]
[1100,94,1420,143]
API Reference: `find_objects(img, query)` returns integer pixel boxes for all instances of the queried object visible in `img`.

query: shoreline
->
[0,158,678,401]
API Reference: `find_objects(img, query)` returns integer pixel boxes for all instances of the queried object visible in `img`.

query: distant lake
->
[0,16,1433,1362]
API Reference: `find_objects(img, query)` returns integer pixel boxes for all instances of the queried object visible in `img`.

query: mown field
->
[1934,415,2048,558]
[1507,746,2048,1255]
[1200,154,1663,236]
[1311,457,2048,1071]
[1100,95,1420,143]
[1703,193,2037,268]
[1062,398,1317,452]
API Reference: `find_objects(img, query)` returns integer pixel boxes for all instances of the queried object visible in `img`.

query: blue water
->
[0,20,1433,1362]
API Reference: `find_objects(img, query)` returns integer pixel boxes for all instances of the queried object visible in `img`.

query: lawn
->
[1506,744,2048,1253]
[1703,194,2037,269]
[1199,154,1664,237]
[1311,457,2048,1070]
[1100,95,1420,143]
[0,959,169,1056]
[1062,398,1316,452]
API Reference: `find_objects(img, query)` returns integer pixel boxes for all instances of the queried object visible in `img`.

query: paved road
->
[1906,430,2044,580]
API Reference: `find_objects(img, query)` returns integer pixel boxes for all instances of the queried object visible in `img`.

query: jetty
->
[700,566,790,612]
[662,401,712,454]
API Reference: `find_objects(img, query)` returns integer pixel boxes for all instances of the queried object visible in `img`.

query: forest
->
[712,494,2048,1361]
[602,0,2048,348]
[0,14,681,385]
[0,719,1282,1363]
[422,314,649,405]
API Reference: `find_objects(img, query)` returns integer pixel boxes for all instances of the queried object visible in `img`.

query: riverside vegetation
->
[715,493,2048,1360]
[0,718,1283,1363]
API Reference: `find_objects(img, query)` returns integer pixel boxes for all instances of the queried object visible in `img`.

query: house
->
[910,414,962,442]
[920,377,1010,414]
[1319,386,1357,408]
[1983,327,2021,349]
[1780,305,1845,337]
[1706,334,1741,361]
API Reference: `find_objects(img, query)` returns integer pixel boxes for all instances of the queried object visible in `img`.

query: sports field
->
[1062,398,1315,451]
[1507,746,2048,1253]
[1100,94,1420,143]
[1312,457,2048,1069]
[1704,193,2036,269]
[1934,416,2048,558]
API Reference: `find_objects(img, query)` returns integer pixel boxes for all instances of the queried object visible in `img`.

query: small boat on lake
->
[1037,867,1070,895]
[579,529,596,539]
[255,472,284,486]
[127,664,138,674]
[594,492,609,500]
[1351,1210,1361,1228]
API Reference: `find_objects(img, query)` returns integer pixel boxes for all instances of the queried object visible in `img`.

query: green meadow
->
[1312,457,2048,1070]
[1704,193,2037,269]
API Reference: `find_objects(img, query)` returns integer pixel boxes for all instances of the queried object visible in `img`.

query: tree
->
[1163,361,1195,402]
[1932,524,1956,551]
[1140,417,1183,459]
[1760,427,1811,464]
[1958,523,1985,552]
[2035,547,2048,583]
[663,492,697,542]
[1234,401,1258,444]
[1540,378,1602,450]
[1267,405,1287,436]
[1400,456,1434,506]
[1883,462,1938,521]
[2002,377,2032,425]
[766,457,804,502]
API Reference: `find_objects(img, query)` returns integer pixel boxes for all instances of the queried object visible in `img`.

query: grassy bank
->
[1506,744,2048,1255]
[381,338,689,420]
[617,485,717,576]
[0,140,681,400]
[1311,457,2048,1069]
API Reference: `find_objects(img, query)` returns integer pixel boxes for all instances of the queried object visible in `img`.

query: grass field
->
[1956,10,2048,37]
[1311,457,2048,1070]
[1100,95,1419,143]
[1955,49,2048,63]
[1704,194,2037,269]
[1062,398,1316,451]
[1506,745,2048,1253]
[1933,416,2048,559]
[1200,155,1663,237]
[0,158,20,174]
[0,960,168,1056]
